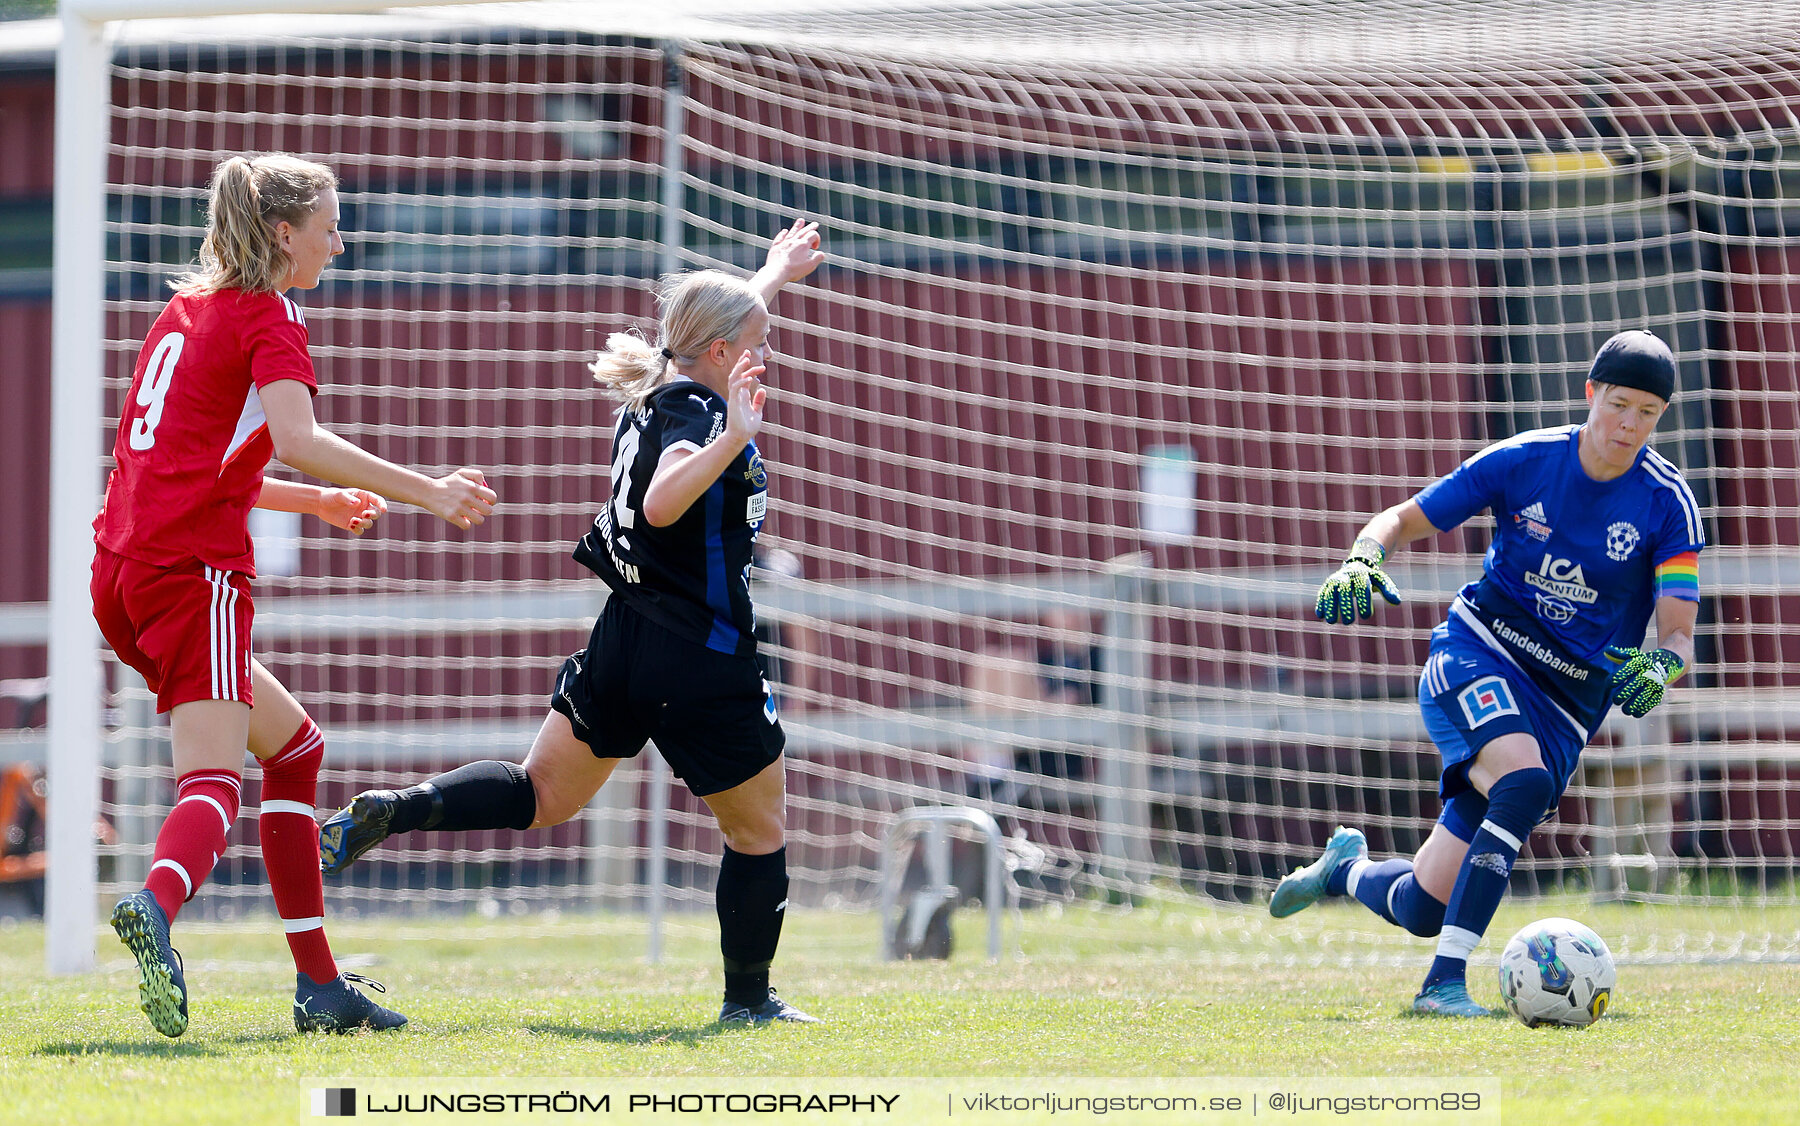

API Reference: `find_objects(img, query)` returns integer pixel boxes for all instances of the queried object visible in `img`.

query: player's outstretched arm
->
[255,478,388,536]
[1315,498,1441,625]
[640,353,766,528]
[750,218,825,308]
[260,378,497,530]
[1605,594,1699,718]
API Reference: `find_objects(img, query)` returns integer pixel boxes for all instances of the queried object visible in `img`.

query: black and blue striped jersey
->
[574,378,769,657]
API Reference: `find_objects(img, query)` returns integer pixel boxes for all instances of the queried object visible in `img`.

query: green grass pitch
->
[1,899,1796,1125]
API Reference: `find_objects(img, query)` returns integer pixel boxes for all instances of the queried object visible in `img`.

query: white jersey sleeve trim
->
[1459,424,1578,469]
[1641,449,1705,548]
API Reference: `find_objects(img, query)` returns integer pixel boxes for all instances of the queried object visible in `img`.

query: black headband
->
[1588,330,1676,402]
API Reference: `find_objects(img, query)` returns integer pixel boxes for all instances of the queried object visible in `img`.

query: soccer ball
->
[1497,917,1617,1028]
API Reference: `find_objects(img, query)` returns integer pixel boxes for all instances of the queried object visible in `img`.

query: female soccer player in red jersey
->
[92,153,497,1038]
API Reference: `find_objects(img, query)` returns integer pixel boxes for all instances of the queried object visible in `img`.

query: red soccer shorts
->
[91,546,255,713]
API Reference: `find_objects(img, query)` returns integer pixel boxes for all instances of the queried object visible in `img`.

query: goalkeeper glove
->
[1604,645,1685,718]
[1314,537,1402,625]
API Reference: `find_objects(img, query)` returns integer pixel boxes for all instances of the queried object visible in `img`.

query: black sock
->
[717,846,788,1006]
[387,760,536,834]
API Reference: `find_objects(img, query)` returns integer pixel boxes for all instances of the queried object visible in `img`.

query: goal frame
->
[49,0,1800,976]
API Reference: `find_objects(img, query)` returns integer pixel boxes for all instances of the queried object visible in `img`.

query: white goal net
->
[66,0,1800,960]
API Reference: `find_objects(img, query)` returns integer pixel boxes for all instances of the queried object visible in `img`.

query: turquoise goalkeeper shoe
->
[1269,826,1367,919]
[110,890,188,1038]
[1410,979,1494,1018]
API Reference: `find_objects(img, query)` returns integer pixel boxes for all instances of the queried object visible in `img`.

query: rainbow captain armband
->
[1654,552,1700,601]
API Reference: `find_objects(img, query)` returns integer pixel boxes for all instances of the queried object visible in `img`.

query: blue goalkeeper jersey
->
[1414,425,1704,731]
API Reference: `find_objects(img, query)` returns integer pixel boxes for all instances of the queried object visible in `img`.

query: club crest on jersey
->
[1458,676,1520,728]
[1514,500,1553,543]
[1606,521,1641,562]
[1525,554,1598,604]
[745,448,768,490]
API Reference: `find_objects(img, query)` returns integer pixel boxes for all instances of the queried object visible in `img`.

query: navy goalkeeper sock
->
[1422,767,1553,989]
[1345,858,1446,938]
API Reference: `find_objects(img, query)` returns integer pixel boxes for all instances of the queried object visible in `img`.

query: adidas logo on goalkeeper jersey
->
[1516,501,1552,542]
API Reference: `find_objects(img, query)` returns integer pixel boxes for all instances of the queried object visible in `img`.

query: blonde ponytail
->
[174,153,337,295]
[588,331,672,411]
[590,270,761,410]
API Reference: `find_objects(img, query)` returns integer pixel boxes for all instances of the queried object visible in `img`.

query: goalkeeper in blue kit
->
[1271,331,1703,1017]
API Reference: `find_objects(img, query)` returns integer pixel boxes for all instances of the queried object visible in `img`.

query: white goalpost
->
[46,0,112,977]
[46,0,1800,975]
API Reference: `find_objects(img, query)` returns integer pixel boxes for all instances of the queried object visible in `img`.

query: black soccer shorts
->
[551,595,785,797]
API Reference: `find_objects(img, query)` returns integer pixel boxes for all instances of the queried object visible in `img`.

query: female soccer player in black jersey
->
[320,220,826,1024]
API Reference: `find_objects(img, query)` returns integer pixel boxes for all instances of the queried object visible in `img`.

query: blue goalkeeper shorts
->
[1417,619,1588,820]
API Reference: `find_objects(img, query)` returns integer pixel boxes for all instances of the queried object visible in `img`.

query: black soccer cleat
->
[318,790,400,876]
[718,988,822,1025]
[110,889,189,1038]
[293,971,409,1034]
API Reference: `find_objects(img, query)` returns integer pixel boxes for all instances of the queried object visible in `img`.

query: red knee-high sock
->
[145,769,243,922]
[259,719,337,984]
